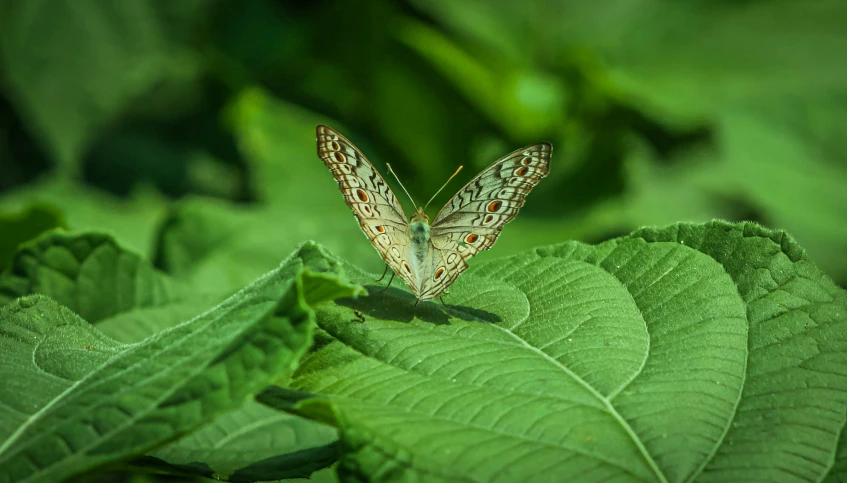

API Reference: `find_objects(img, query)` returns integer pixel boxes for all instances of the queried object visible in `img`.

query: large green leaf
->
[259,221,847,482]
[0,233,364,481]
[0,240,363,483]
[629,224,847,481]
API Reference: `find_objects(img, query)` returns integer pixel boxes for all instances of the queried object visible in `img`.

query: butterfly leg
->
[439,296,448,307]
[375,264,389,282]
[414,298,421,307]
[378,272,395,293]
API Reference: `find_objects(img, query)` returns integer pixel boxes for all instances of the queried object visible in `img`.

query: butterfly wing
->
[421,142,552,299]
[316,125,420,293]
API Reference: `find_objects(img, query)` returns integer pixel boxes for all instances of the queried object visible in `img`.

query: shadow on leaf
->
[335,284,501,325]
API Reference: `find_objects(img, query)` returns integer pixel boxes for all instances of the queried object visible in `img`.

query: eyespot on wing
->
[434,267,446,280]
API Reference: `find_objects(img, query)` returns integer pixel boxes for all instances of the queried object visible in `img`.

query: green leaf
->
[0,229,230,344]
[826,426,847,483]
[0,0,207,166]
[152,197,296,295]
[717,107,847,281]
[0,235,361,480]
[629,223,847,482]
[410,0,847,122]
[0,203,65,271]
[599,1,847,122]
[0,231,184,323]
[140,400,339,482]
[0,242,360,482]
[259,221,847,482]
[0,177,168,258]
[623,102,847,283]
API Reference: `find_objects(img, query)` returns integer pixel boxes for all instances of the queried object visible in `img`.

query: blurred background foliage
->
[1,0,847,295]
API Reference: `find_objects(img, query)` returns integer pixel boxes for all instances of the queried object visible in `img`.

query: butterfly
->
[316,125,551,303]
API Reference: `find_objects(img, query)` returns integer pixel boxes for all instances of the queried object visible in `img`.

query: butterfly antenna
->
[423,165,463,211]
[386,163,417,207]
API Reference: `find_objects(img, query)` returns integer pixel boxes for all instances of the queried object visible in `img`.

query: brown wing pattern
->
[424,143,552,299]
[316,125,417,290]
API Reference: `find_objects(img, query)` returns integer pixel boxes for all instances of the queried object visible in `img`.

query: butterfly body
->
[401,208,432,296]
[316,125,551,302]
[409,209,431,268]
[409,209,431,246]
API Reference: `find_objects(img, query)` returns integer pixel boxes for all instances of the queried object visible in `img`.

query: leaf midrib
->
[321,393,655,481]
[610,235,754,483]
[487,320,667,483]
[312,318,664,481]
[471,256,665,481]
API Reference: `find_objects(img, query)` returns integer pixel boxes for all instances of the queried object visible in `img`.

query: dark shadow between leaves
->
[335,283,502,326]
[229,442,339,482]
[130,455,215,480]
[131,442,338,483]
